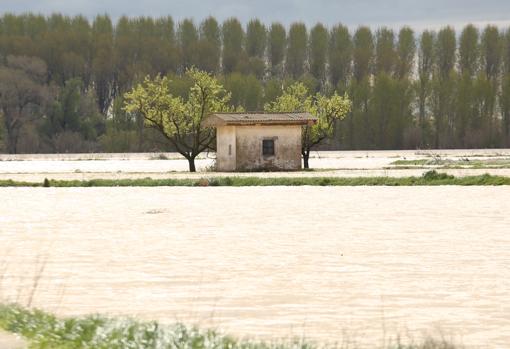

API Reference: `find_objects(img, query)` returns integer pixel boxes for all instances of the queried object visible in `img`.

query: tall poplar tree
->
[222,18,244,73]
[328,24,352,91]
[309,23,328,84]
[286,22,308,78]
[268,22,286,76]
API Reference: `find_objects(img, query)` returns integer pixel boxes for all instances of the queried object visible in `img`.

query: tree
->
[286,22,307,78]
[42,78,103,152]
[246,19,266,58]
[396,27,415,80]
[501,74,510,146]
[417,30,435,145]
[177,19,199,71]
[124,68,233,171]
[480,25,502,144]
[244,19,267,79]
[375,27,396,75]
[459,24,479,77]
[0,56,49,153]
[329,24,352,90]
[222,18,244,73]
[198,17,221,73]
[432,27,457,147]
[457,25,479,146]
[501,29,510,145]
[352,26,374,81]
[265,82,351,168]
[268,23,286,76]
[223,73,263,111]
[370,73,399,148]
[436,26,456,79]
[309,23,328,84]
[91,15,115,115]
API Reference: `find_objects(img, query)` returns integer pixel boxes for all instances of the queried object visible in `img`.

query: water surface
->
[1,186,509,348]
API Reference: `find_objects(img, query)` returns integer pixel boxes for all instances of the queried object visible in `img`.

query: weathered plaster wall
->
[216,126,236,171]
[235,125,302,171]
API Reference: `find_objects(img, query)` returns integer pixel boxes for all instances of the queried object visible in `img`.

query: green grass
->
[390,158,510,169]
[390,159,430,166]
[0,304,462,349]
[0,171,509,187]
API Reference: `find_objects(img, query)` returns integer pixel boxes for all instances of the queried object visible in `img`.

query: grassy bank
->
[390,158,510,169]
[0,171,509,187]
[0,304,462,349]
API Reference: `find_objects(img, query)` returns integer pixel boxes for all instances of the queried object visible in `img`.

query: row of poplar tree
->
[1,13,510,153]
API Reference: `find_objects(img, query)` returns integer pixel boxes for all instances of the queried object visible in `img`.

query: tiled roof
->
[204,112,317,126]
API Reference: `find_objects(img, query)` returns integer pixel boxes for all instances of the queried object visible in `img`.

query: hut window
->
[228,144,232,155]
[262,139,275,156]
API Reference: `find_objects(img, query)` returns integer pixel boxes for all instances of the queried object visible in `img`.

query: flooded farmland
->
[2,149,510,182]
[1,186,509,348]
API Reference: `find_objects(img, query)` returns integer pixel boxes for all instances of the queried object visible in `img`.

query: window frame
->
[262,139,275,157]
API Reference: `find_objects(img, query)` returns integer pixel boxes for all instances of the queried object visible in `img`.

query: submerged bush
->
[422,170,454,181]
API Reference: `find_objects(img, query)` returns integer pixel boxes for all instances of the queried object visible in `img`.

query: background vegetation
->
[1,13,510,153]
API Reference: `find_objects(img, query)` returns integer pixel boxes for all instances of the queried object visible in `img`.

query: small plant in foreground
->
[0,304,465,349]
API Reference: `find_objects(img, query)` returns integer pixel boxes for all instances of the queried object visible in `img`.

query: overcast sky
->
[1,0,510,30]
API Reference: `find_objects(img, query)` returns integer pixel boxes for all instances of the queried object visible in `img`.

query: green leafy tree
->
[436,26,456,79]
[42,78,104,152]
[309,23,328,84]
[91,15,115,115]
[329,24,352,91]
[124,68,233,171]
[501,74,510,146]
[222,18,244,73]
[432,27,457,147]
[396,27,415,80]
[198,17,221,73]
[480,25,502,144]
[501,29,510,145]
[178,19,199,71]
[0,56,49,153]
[268,23,286,76]
[457,25,479,146]
[245,19,267,79]
[375,27,396,76]
[352,26,374,81]
[459,24,479,77]
[416,30,435,145]
[265,82,351,168]
[223,73,263,111]
[246,19,266,58]
[286,23,307,78]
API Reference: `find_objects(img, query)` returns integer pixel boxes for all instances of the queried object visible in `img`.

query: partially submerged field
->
[2,149,510,182]
[1,185,509,348]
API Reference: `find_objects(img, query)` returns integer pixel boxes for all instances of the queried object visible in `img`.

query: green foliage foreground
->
[0,171,509,187]
[0,304,462,349]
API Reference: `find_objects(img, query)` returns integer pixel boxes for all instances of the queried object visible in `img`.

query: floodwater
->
[2,149,510,182]
[1,186,509,348]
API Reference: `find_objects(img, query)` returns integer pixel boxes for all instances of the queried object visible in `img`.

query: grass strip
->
[0,303,463,349]
[0,171,509,187]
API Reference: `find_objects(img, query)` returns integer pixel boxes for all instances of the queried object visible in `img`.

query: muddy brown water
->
[1,186,509,348]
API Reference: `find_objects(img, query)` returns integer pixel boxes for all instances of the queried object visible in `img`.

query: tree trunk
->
[187,157,196,172]
[6,123,19,154]
[137,114,144,152]
[303,150,310,169]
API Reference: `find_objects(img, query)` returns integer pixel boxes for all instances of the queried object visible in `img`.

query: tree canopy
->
[265,82,351,168]
[123,68,233,171]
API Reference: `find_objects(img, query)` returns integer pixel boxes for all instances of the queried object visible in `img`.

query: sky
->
[1,0,510,30]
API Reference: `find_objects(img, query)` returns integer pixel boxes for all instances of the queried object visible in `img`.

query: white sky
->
[1,0,510,30]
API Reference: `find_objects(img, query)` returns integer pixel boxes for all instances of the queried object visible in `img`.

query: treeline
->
[0,13,510,153]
